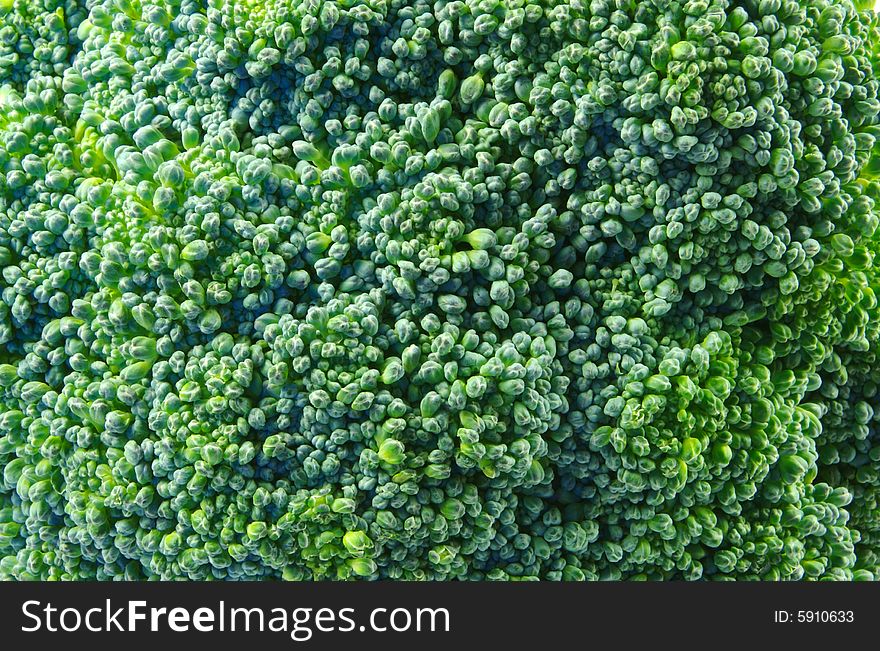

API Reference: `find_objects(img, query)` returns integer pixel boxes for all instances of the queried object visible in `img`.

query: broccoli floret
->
[1,0,880,581]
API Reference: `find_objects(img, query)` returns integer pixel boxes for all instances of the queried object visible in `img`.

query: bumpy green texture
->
[1,0,880,581]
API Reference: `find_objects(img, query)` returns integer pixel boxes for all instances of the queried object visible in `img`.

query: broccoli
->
[1,0,880,581]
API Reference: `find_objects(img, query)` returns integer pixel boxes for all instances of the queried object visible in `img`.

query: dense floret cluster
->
[2,0,880,581]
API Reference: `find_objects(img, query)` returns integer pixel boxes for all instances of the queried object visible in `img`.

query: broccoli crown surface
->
[1,0,880,581]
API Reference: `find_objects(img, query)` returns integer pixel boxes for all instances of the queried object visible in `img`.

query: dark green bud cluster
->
[1,0,880,581]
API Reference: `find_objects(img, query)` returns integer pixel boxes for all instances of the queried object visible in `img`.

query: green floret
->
[1,0,880,582]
